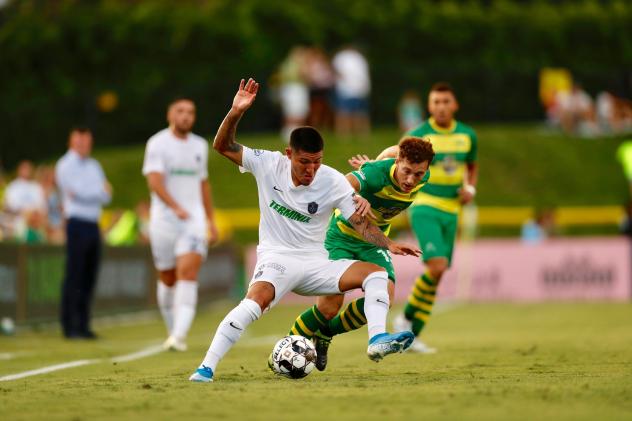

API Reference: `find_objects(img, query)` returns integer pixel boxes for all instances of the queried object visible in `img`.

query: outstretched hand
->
[232,78,259,113]
[388,241,422,257]
[348,154,372,169]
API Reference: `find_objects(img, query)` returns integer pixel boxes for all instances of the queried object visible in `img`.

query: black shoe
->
[64,331,85,340]
[313,332,332,371]
[80,330,98,340]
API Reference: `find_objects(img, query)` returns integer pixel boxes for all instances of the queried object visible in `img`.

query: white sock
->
[200,298,261,372]
[363,271,390,340]
[171,280,198,341]
[157,281,175,335]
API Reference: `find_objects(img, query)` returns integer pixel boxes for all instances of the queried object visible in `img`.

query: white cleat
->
[409,338,437,354]
[162,335,188,352]
[392,313,412,332]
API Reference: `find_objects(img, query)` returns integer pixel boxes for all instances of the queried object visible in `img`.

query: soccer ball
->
[269,335,317,379]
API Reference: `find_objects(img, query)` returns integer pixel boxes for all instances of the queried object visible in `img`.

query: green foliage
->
[1,0,631,167]
[1,303,632,419]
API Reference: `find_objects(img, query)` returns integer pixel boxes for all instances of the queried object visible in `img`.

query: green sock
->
[322,298,367,337]
[403,271,437,336]
[288,305,328,339]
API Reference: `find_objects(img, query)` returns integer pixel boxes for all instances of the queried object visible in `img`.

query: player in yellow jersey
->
[355,82,478,353]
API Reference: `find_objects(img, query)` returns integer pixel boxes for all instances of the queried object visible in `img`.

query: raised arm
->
[347,145,399,169]
[375,145,399,160]
[213,78,259,165]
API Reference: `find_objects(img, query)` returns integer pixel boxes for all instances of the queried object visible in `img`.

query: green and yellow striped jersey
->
[327,158,430,242]
[408,117,477,214]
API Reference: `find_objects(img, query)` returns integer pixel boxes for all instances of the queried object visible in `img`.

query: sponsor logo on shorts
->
[425,242,437,252]
[265,262,286,274]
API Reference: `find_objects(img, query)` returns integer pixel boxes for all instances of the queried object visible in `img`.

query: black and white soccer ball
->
[269,335,317,379]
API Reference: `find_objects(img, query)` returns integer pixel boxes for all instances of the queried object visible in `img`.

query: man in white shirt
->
[3,160,46,214]
[142,97,218,351]
[56,127,111,339]
[190,78,419,383]
[332,46,371,137]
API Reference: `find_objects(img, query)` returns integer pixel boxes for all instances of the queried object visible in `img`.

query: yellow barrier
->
[216,206,626,230]
[102,206,626,233]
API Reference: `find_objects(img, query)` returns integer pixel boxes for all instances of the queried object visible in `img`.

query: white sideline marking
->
[110,345,164,363]
[0,359,98,381]
[0,344,165,382]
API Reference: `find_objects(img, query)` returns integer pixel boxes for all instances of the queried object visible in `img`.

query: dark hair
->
[430,82,456,97]
[69,126,92,135]
[398,136,435,164]
[289,127,324,153]
[168,96,195,108]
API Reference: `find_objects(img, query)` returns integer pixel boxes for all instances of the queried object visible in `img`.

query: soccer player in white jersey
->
[190,78,420,383]
[142,97,218,351]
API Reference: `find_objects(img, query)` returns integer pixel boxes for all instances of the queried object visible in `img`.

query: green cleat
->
[312,332,332,371]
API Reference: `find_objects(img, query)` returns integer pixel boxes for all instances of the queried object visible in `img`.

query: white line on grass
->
[110,344,164,363]
[0,359,99,382]
[0,344,165,382]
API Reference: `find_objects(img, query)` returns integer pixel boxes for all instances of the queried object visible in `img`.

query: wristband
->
[463,184,476,196]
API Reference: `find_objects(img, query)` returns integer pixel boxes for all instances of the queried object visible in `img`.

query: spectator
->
[398,90,424,132]
[2,160,46,241]
[332,45,371,138]
[3,160,46,214]
[304,47,335,130]
[521,208,556,244]
[36,165,64,244]
[278,47,310,142]
[619,201,632,237]
[55,127,112,339]
[556,84,598,137]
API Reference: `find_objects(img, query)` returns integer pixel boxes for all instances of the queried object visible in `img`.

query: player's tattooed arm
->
[213,109,244,165]
[348,213,391,248]
[213,78,259,166]
[347,214,422,257]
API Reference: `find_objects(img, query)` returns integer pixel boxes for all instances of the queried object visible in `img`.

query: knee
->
[159,270,177,287]
[177,268,198,281]
[318,301,342,320]
[426,261,448,283]
[246,283,275,312]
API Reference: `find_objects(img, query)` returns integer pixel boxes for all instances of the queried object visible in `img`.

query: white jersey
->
[142,128,208,222]
[240,146,357,254]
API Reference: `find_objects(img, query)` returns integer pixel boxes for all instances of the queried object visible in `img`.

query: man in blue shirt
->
[55,127,111,339]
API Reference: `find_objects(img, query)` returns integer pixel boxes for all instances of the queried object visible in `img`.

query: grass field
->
[1,302,631,420]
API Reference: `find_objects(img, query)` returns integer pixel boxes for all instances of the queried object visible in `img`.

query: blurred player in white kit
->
[142,97,218,351]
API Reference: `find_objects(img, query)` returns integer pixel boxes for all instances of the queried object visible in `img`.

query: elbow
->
[212,137,224,153]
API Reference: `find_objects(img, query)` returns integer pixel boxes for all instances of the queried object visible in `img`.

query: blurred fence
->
[0,244,239,324]
[247,237,632,304]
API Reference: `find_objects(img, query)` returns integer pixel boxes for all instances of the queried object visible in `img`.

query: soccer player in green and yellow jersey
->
[283,137,435,371]
[381,82,478,353]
